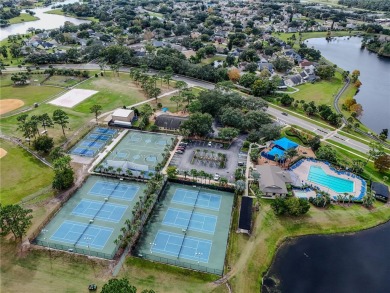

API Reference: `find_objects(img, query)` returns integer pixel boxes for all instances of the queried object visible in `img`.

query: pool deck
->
[292,160,363,199]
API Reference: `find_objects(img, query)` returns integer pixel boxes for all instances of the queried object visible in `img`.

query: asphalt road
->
[3,63,373,154]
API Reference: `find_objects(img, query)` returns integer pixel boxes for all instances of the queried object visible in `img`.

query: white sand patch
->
[48,89,98,108]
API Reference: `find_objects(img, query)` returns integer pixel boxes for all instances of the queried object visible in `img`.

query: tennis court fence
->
[34,239,116,259]
[137,252,223,276]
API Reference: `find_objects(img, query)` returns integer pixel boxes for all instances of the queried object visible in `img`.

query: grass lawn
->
[227,199,390,293]
[119,257,220,293]
[273,31,356,47]
[201,55,226,65]
[1,75,65,115]
[326,140,390,184]
[0,139,54,205]
[42,75,85,87]
[44,9,99,22]
[8,13,39,24]
[0,73,150,145]
[291,71,344,105]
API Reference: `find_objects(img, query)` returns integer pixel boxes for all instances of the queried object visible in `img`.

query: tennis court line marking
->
[162,207,217,234]
[88,181,140,200]
[50,220,113,250]
[151,230,212,263]
[71,199,128,223]
[172,188,222,211]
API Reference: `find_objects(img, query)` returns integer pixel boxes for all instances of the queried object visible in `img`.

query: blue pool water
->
[308,166,354,193]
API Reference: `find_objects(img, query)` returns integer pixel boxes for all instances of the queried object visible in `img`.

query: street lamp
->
[149,242,156,254]
[84,237,92,256]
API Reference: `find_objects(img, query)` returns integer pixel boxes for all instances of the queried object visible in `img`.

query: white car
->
[214,173,220,181]
[208,141,212,147]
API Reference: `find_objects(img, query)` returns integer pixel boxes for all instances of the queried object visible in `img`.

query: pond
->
[0,0,90,41]
[263,221,390,293]
[306,36,390,134]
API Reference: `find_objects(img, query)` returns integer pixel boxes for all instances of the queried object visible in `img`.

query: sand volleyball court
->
[0,148,7,158]
[0,99,24,115]
[48,89,98,108]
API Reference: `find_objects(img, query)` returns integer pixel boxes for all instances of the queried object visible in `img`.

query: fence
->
[168,178,235,193]
[137,252,223,276]
[28,175,90,242]
[35,239,115,259]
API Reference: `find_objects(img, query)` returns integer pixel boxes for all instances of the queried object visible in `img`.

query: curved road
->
[2,64,380,154]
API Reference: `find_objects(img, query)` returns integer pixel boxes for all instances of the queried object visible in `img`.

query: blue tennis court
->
[87,133,111,141]
[71,147,97,157]
[72,199,127,223]
[70,127,117,157]
[79,141,104,149]
[172,188,222,211]
[94,127,117,135]
[51,220,113,250]
[162,208,217,234]
[151,230,212,263]
[89,181,139,201]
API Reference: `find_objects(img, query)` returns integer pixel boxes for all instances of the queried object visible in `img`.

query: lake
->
[0,0,89,41]
[306,37,390,134]
[262,221,390,293]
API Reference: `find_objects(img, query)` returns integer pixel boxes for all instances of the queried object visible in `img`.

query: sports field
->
[135,182,234,275]
[103,131,175,172]
[70,127,117,157]
[35,175,146,259]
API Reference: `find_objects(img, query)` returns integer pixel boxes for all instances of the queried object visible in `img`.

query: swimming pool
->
[308,166,354,193]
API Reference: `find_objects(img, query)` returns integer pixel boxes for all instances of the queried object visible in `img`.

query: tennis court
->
[70,127,117,157]
[35,176,147,259]
[135,182,234,275]
[103,131,175,172]
[172,188,222,211]
[162,208,217,234]
[51,220,113,250]
[151,230,211,263]
[89,181,139,201]
[72,199,127,223]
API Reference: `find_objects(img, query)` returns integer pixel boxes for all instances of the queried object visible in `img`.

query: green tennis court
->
[103,131,176,172]
[35,175,147,259]
[135,182,234,275]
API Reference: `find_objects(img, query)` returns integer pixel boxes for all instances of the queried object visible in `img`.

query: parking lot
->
[169,139,247,183]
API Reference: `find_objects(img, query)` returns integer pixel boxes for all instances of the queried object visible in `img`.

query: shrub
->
[271,197,310,216]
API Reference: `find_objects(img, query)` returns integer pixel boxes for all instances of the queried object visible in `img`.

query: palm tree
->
[107,166,114,175]
[116,167,122,176]
[126,169,133,177]
[362,190,376,208]
[183,170,189,180]
[198,170,206,183]
[190,169,198,182]
[125,219,131,230]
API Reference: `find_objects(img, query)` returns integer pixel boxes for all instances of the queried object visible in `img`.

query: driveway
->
[169,137,247,183]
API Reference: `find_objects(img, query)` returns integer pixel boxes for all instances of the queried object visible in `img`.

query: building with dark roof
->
[238,196,253,233]
[154,114,188,131]
[255,165,293,198]
[371,182,389,202]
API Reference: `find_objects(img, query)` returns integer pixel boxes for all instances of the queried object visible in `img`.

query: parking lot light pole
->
[150,242,156,253]
[84,237,92,257]
[42,229,52,270]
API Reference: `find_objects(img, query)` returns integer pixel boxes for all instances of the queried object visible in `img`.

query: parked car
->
[281,112,288,116]
[208,141,212,147]
[214,173,220,181]
[179,142,188,146]
[238,161,245,166]
[175,150,184,154]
